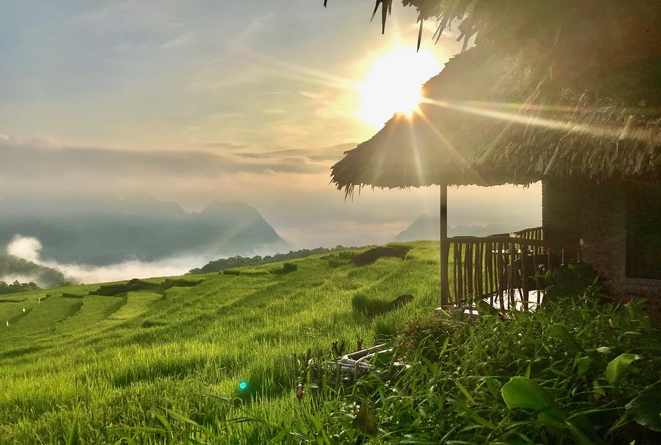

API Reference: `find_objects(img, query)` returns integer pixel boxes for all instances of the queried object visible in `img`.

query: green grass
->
[0,242,439,444]
[292,292,661,444]
[2,241,659,444]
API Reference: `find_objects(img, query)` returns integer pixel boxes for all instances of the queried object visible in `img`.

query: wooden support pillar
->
[440,183,450,306]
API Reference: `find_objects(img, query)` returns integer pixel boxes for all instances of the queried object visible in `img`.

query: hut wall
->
[624,182,661,280]
[542,179,626,293]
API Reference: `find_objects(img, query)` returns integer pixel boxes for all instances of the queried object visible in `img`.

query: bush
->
[351,293,390,316]
[351,247,408,266]
[303,293,661,444]
[546,261,599,299]
[270,262,298,275]
[327,256,346,268]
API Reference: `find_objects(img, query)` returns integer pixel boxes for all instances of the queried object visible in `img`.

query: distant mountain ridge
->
[395,214,531,241]
[0,194,288,266]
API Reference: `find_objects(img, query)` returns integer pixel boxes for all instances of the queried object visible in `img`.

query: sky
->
[0,1,541,281]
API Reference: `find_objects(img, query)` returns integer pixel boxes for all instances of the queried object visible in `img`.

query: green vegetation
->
[0,242,437,444]
[188,246,355,274]
[1,241,659,444]
[0,252,68,288]
[304,293,661,444]
[0,280,39,295]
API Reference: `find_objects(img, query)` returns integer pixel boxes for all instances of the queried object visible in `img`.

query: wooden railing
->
[443,227,559,311]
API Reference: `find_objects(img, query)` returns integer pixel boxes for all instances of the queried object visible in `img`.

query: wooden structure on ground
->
[448,227,554,310]
[330,4,661,306]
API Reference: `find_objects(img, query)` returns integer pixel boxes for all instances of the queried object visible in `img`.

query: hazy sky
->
[0,1,541,260]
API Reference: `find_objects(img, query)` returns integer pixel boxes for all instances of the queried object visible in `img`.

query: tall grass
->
[5,241,656,443]
[0,242,439,444]
[293,291,661,444]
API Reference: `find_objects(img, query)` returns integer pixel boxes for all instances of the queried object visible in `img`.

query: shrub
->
[351,247,408,266]
[327,256,346,268]
[546,261,599,299]
[303,293,661,444]
[270,262,298,275]
[351,293,390,317]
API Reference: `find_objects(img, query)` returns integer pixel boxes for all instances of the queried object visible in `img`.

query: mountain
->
[0,194,288,265]
[395,214,531,241]
[0,253,68,287]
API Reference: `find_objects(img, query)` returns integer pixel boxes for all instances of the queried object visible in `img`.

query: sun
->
[357,46,442,130]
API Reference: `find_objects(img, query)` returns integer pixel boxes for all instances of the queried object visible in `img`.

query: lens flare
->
[358,46,442,130]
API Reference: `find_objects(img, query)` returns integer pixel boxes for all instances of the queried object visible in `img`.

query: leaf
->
[454,380,475,404]
[483,376,502,399]
[605,353,640,386]
[537,407,567,427]
[476,299,498,316]
[66,419,79,445]
[460,407,497,430]
[152,411,173,433]
[575,356,592,377]
[162,408,219,440]
[354,404,377,435]
[626,381,661,432]
[547,324,583,352]
[501,377,552,411]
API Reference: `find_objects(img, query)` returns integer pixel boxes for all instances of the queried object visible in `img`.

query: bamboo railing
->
[443,227,558,311]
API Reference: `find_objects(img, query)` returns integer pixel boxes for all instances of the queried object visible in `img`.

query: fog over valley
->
[1,189,540,284]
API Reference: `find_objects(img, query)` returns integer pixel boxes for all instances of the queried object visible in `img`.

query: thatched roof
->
[331,42,661,195]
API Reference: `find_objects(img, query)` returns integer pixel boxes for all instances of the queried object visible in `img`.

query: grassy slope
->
[0,242,440,444]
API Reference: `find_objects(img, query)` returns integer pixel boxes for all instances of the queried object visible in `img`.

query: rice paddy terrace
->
[0,242,441,444]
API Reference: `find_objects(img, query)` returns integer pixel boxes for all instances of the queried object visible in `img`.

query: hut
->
[331,3,661,306]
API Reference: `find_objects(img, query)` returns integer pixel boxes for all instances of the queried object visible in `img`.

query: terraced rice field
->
[0,242,441,444]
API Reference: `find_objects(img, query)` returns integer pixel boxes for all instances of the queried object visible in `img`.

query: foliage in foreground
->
[290,292,661,444]
[102,289,661,444]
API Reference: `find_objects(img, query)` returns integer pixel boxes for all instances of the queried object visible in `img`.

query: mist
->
[6,234,213,284]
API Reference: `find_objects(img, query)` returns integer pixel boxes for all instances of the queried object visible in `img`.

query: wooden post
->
[440,184,450,306]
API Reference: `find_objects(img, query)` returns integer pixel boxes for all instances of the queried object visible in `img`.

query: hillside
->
[188,245,355,274]
[1,240,659,444]
[0,194,288,265]
[0,241,440,444]
[0,252,68,288]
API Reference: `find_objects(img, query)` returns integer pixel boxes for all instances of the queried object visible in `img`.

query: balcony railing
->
[442,227,559,311]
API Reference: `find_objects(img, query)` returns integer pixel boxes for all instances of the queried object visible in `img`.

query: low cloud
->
[6,234,211,285]
[7,235,43,263]
[0,136,541,258]
[0,137,339,180]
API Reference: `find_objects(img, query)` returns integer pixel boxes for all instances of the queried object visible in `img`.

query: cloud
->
[162,32,196,50]
[203,141,250,150]
[299,91,324,100]
[49,255,208,285]
[7,235,43,263]
[5,233,211,284]
[0,137,338,182]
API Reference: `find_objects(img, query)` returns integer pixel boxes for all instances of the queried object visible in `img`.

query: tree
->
[325,1,661,83]
[325,1,661,61]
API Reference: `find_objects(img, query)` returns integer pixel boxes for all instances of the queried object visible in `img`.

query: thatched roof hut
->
[331,4,661,300]
[332,46,661,194]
